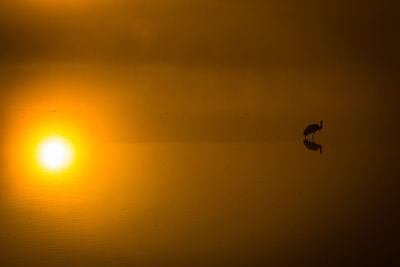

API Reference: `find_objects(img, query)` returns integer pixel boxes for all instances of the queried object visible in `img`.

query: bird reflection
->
[303,120,323,154]
[303,120,323,141]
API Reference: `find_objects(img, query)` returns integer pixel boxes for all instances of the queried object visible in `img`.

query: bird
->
[303,139,323,154]
[303,120,323,141]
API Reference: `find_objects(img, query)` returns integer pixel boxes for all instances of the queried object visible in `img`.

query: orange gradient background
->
[0,1,399,266]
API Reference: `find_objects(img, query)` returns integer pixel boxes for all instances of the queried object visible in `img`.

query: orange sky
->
[0,1,399,266]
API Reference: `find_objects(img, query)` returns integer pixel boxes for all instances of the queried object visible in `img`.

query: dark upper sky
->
[0,0,399,67]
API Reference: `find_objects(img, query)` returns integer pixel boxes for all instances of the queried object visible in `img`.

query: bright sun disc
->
[43,142,65,168]
[38,137,74,171]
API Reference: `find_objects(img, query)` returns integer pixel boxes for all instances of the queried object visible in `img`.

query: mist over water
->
[0,63,398,266]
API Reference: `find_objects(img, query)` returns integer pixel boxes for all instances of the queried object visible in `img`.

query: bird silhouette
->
[303,139,323,154]
[303,120,323,141]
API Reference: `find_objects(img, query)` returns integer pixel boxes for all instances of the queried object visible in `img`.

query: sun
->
[37,137,74,171]
[43,142,65,168]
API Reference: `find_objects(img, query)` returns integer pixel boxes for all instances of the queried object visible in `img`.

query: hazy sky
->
[0,0,399,66]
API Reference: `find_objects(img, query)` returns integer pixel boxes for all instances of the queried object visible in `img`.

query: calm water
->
[0,64,399,266]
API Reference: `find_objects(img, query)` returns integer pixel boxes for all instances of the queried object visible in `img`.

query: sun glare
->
[37,137,74,171]
[43,142,65,168]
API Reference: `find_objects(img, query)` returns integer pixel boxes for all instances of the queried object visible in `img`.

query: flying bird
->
[303,120,323,141]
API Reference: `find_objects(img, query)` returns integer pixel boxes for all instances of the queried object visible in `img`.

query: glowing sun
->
[37,137,74,171]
